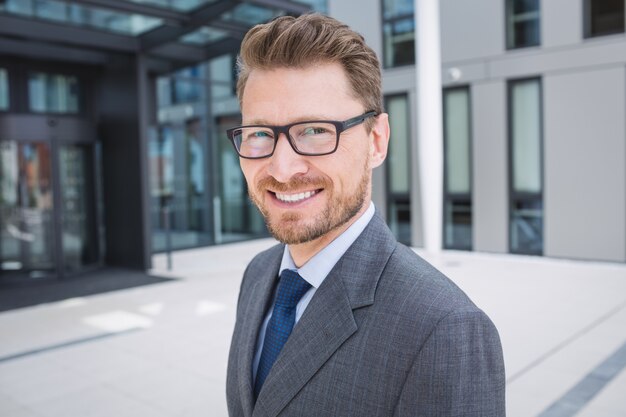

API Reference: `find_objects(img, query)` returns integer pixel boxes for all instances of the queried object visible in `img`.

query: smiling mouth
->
[272,190,319,203]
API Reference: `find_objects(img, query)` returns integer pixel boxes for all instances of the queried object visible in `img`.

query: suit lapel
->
[253,214,397,416]
[237,245,283,417]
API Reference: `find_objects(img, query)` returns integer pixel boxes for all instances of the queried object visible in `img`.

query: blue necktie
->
[254,269,311,399]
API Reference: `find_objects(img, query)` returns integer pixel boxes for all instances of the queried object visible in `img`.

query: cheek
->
[240,160,261,186]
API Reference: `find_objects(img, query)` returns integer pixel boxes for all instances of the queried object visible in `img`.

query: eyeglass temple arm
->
[342,111,378,129]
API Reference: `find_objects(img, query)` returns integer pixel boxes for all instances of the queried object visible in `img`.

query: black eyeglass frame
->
[226,111,378,159]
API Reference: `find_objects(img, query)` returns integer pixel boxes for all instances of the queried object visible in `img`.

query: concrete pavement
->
[1,238,625,416]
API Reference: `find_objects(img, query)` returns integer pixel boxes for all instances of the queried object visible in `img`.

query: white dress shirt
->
[252,202,375,381]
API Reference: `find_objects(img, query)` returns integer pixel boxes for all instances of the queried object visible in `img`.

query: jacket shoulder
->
[379,243,483,322]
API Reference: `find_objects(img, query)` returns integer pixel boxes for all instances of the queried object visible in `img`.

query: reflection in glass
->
[506,0,540,49]
[385,95,411,245]
[511,79,541,194]
[29,72,79,114]
[171,66,205,105]
[149,120,214,251]
[126,0,218,12]
[509,78,543,255]
[59,145,98,272]
[0,141,55,275]
[216,115,266,243]
[383,17,415,68]
[222,4,283,25]
[0,68,8,110]
[0,0,162,35]
[294,0,327,13]
[180,27,228,45]
[34,0,66,22]
[383,0,414,19]
[511,199,543,254]
[443,87,472,250]
[2,0,33,16]
[585,0,625,38]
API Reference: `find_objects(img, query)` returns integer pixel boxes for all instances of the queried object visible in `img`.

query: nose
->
[267,133,308,183]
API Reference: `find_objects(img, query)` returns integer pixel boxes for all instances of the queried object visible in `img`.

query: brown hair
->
[236,13,383,118]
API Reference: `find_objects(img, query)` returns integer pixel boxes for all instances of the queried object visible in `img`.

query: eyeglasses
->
[226,111,377,159]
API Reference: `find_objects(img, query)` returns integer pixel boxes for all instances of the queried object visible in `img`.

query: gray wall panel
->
[383,66,416,94]
[544,67,626,262]
[442,61,488,87]
[543,0,581,48]
[472,81,508,253]
[440,0,503,62]
[489,38,626,80]
[329,0,382,60]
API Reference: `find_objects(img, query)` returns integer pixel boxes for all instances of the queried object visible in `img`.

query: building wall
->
[472,81,508,254]
[331,0,626,262]
[544,66,626,262]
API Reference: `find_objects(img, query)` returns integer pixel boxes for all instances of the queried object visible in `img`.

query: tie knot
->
[275,270,311,309]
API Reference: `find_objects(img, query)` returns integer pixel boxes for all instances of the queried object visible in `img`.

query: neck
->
[288,200,371,267]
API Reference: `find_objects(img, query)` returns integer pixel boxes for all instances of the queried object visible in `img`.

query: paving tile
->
[575,365,626,416]
[107,365,214,415]
[0,362,100,406]
[30,385,169,417]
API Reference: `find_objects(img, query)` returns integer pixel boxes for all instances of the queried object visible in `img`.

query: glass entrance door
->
[0,141,56,276]
[59,144,98,272]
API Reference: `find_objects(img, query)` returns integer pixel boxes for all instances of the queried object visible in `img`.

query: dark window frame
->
[442,85,473,251]
[505,0,541,50]
[507,76,544,256]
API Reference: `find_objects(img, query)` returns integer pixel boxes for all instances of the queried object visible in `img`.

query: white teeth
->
[275,190,316,203]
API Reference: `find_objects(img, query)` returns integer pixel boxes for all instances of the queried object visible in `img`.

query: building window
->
[0,68,8,110]
[382,0,415,68]
[171,66,205,105]
[28,72,79,114]
[508,78,543,255]
[443,87,472,250]
[584,0,625,38]
[506,0,540,49]
[385,94,411,245]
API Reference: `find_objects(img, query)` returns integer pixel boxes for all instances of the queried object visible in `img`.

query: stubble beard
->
[248,162,370,245]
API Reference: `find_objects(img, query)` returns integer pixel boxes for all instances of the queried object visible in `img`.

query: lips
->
[275,190,317,203]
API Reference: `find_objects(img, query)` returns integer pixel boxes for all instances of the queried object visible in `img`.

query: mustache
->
[256,176,330,192]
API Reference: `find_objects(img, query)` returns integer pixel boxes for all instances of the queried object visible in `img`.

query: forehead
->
[240,63,362,124]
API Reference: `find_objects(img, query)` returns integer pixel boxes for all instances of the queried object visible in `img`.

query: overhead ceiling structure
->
[0,0,311,73]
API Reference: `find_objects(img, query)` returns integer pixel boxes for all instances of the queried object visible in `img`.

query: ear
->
[369,113,390,169]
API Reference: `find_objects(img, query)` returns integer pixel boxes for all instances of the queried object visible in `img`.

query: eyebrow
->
[243,115,335,125]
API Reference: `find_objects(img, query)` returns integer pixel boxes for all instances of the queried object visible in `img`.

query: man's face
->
[239,63,387,245]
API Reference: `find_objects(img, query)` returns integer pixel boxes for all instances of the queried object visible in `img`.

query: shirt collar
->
[279,202,375,289]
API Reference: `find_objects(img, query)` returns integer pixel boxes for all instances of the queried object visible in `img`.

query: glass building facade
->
[0,0,322,280]
[150,0,327,253]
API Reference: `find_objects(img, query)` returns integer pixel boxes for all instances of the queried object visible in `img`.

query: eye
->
[244,128,273,140]
[302,126,328,136]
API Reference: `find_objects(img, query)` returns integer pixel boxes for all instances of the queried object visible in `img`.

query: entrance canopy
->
[0,0,311,73]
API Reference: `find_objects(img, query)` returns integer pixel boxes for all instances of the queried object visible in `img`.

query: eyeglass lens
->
[233,122,338,157]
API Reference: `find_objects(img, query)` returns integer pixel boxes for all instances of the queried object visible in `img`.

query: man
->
[226,13,505,417]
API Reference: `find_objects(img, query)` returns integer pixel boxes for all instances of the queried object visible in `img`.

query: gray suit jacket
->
[226,213,505,416]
